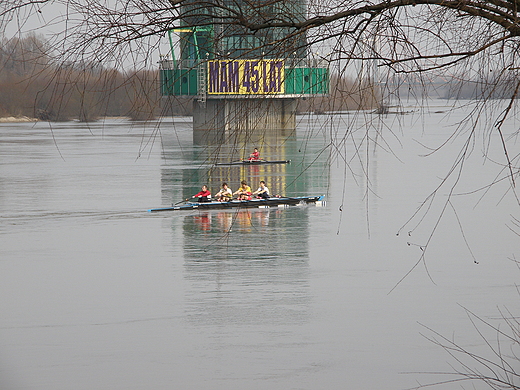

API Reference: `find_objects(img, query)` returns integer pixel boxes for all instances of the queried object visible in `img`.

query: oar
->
[172,199,188,206]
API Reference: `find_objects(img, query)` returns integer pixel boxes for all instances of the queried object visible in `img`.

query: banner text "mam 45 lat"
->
[208,60,285,95]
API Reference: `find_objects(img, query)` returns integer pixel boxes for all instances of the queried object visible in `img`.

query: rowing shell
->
[214,159,290,166]
[148,195,325,212]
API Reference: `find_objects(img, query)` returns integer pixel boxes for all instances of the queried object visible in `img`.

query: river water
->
[0,100,518,390]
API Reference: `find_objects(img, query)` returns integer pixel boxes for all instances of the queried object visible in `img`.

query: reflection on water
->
[182,207,310,259]
[190,127,299,199]
[159,118,328,329]
[181,207,311,326]
[161,119,329,326]
[161,124,330,203]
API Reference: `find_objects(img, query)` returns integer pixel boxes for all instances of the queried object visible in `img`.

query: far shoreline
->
[0,116,39,123]
[0,116,132,123]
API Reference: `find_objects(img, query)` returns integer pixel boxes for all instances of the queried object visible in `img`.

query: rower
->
[191,185,211,202]
[252,180,270,199]
[233,180,252,200]
[248,148,260,161]
[214,182,233,202]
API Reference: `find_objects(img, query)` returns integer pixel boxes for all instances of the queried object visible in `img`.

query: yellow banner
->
[207,59,285,95]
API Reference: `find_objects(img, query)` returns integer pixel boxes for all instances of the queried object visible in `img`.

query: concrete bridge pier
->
[193,98,297,145]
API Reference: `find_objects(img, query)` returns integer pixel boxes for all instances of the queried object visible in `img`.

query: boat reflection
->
[180,207,312,327]
[181,207,311,264]
[183,207,276,235]
[192,212,212,231]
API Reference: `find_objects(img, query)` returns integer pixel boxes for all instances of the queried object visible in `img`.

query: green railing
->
[160,68,198,96]
[284,67,329,95]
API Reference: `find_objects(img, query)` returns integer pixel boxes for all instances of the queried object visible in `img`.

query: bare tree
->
[1,0,519,388]
[417,301,520,390]
[0,0,517,256]
[2,1,519,122]
[0,3,517,228]
[3,1,518,80]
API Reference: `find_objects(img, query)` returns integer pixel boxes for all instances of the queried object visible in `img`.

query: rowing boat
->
[214,159,290,166]
[148,195,325,212]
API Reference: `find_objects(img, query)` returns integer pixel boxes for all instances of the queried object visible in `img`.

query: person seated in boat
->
[248,148,260,161]
[214,182,233,202]
[191,185,211,202]
[233,180,252,200]
[252,180,270,199]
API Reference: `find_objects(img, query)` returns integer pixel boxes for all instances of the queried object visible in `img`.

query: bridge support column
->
[193,98,297,145]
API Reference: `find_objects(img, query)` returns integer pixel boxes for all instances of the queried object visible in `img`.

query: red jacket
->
[194,190,211,198]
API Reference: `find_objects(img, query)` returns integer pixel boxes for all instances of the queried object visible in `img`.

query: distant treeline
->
[0,34,164,121]
[0,34,377,121]
[442,78,520,100]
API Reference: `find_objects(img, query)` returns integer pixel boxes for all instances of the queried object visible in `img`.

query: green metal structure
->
[160,4,329,99]
[159,0,329,143]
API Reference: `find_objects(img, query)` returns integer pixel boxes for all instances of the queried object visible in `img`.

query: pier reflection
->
[195,126,296,199]
[159,117,330,202]
[180,207,312,327]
